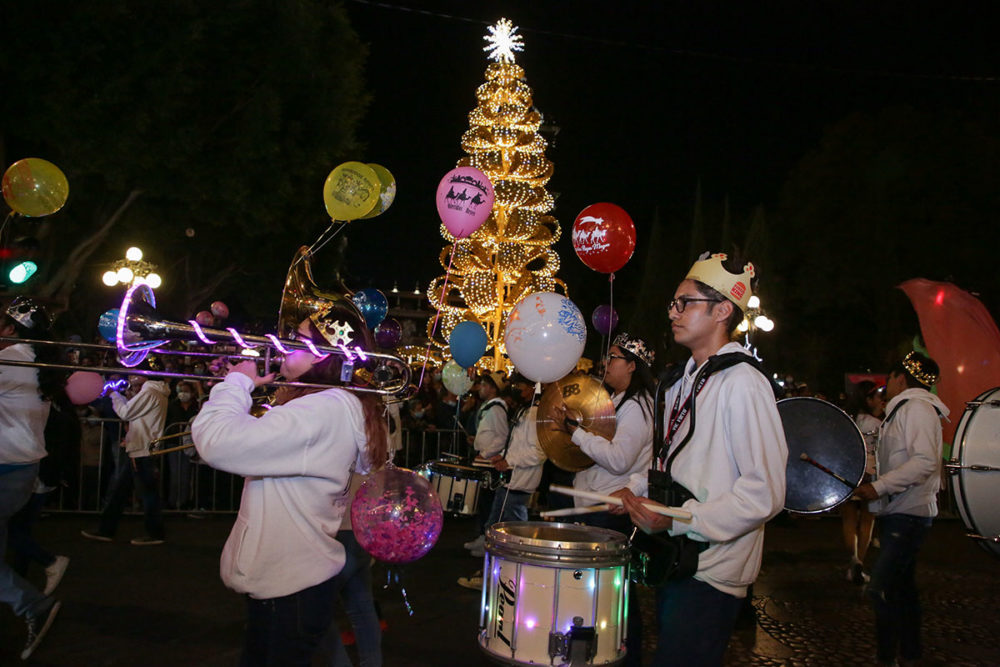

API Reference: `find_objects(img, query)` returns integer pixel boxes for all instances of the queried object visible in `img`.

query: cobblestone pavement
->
[1,513,997,665]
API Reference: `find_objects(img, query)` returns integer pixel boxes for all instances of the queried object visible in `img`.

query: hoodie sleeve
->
[673,369,788,542]
[110,384,163,422]
[191,373,357,477]
[871,401,941,497]
[572,397,653,475]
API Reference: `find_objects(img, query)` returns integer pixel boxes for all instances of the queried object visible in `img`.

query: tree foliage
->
[1,0,369,327]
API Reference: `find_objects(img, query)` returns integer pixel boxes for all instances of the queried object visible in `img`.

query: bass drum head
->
[779,397,867,514]
[951,387,1000,559]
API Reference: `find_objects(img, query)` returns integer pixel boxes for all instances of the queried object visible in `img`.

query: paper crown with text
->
[685,253,756,311]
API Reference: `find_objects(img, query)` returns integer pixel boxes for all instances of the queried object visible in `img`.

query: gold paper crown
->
[902,351,939,387]
[309,307,359,348]
[685,253,755,311]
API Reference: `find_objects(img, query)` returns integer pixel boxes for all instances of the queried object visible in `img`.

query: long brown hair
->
[274,320,388,470]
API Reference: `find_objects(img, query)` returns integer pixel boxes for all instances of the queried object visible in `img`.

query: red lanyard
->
[660,373,711,469]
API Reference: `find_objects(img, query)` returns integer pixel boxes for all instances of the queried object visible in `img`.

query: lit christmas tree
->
[425,18,565,371]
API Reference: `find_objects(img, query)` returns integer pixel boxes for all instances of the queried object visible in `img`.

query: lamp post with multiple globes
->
[101,247,162,289]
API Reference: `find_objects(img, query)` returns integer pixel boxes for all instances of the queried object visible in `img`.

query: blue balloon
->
[352,288,388,330]
[98,308,120,342]
[449,321,488,368]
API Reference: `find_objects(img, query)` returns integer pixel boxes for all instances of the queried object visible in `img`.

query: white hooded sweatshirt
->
[110,380,170,457]
[870,387,949,518]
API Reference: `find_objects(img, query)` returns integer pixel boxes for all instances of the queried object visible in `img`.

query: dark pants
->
[242,575,338,667]
[98,453,164,539]
[9,491,56,574]
[867,513,932,663]
[578,512,642,667]
[653,576,743,666]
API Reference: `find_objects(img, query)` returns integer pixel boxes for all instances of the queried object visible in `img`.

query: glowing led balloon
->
[436,166,494,239]
[504,292,586,383]
[2,158,69,217]
[351,466,443,564]
[323,161,380,221]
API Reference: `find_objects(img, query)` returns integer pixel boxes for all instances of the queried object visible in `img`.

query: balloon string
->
[416,243,458,390]
[0,211,15,250]
[291,219,348,270]
[601,273,615,386]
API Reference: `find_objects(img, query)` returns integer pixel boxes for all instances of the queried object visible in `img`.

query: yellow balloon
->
[2,158,69,217]
[360,163,397,219]
[323,161,379,221]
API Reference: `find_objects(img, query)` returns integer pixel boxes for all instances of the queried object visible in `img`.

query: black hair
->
[2,305,63,401]
[889,353,939,389]
[847,380,881,418]
[614,345,656,421]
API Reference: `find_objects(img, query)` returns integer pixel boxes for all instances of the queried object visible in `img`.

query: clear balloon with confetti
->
[351,465,444,564]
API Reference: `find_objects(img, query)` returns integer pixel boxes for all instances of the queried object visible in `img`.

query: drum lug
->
[945,459,961,475]
[549,616,597,664]
[966,532,1000,544]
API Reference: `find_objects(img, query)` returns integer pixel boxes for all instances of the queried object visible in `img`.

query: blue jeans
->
[321,531,382,667]
[867,513,932,662]
[98,451,164,539]
[485,488,529,526]
[653,576,743,666]
[0,463,48,617]
[242,575,338,667]
[9,490,56,574]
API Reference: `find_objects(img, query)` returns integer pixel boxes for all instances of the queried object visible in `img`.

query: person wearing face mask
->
[81,368,170,545]
[164,382,200,512]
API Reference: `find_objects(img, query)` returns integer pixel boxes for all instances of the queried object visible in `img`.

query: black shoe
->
[22,599,61,660]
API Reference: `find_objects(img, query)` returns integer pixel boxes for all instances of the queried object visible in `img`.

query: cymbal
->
[536,374,616,472]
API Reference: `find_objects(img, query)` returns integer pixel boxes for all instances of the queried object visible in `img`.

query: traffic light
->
[1,236,41,288]
[8,260,38,284]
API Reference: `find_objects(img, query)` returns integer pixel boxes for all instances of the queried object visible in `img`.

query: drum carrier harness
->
[630,352,779,586]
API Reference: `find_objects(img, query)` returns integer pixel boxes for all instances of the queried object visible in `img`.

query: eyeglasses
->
[605,353,628,362]
[668,296,722,313]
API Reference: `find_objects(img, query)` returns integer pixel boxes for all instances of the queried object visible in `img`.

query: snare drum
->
[479,521,629,666]
[416,460,489,517]
[950,387,1000,558]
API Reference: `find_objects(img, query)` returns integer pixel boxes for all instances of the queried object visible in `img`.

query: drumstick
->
[540,504,611,518]
[799,452,854,488]
[549,484,693,521]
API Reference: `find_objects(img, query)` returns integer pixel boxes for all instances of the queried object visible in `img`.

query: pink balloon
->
[66,371,104,405]
[195,311,214,326]
[210,301,229,319]
[435,166,494,239]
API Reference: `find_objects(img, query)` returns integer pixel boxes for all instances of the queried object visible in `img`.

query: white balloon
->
[442,360,474,395]
[504,292,587,383]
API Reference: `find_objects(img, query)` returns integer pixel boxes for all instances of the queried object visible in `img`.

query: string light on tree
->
[426,18,565,371]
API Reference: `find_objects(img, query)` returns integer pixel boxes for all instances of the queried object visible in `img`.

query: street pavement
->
[2,512,998,666]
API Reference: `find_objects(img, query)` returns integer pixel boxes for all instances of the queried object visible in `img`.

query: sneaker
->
[130,536,165,546]
[458,571,483,590]
[43,556,70,596]
[21,599,61,660]
[463,535,485,551]
[80,529,113,542]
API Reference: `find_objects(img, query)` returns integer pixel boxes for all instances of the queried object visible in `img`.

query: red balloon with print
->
[572,203,636,274]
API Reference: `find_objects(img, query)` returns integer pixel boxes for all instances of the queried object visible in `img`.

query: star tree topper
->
[484,18,524,62]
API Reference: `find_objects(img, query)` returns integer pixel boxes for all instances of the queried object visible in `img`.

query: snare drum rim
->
[485,521,631,567]
[420,459,492,482]
[951,386,1000,549]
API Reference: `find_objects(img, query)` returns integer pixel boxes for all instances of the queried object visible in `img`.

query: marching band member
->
[854,352,948,667]
[462,371,509,557]
[613,253,787,666]
[548,332,654,667]
[192,309,387,667]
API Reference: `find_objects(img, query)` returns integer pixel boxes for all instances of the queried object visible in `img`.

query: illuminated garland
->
[427,19,566,371]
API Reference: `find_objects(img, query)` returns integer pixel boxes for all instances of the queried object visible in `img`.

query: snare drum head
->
[486,521,630,566]
[423,460,490,481]
[952,387,1000,558]
[779,397,867,514]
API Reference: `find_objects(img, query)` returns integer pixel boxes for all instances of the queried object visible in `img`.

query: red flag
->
[899,278,1000,443]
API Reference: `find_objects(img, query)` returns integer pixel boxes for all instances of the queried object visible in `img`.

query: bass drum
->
[949,387,1000,558]
[779,397,867,514]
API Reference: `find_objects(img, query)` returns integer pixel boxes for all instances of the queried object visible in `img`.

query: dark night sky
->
[335,0,997,300]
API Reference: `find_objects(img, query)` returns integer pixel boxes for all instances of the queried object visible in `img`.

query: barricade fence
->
[50,418,471,514]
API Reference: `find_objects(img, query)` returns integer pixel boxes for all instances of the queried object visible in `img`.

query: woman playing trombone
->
[192,307,387,667]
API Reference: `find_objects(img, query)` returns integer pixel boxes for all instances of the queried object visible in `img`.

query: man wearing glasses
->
[612,253,787,666]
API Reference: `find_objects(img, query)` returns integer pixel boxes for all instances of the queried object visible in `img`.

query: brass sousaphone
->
[536,373,617,472]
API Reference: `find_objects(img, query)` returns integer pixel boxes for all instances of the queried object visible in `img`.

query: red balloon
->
[210,301,229,319]
[195,311,214,326]
[572,203,636,274]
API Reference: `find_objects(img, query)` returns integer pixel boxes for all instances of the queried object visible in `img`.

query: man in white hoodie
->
[855,351,948,667]
[613,253,787,666]
[81,372,170,545]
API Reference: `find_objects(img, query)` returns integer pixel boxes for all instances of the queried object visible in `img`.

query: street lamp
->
[102,247,162,289]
